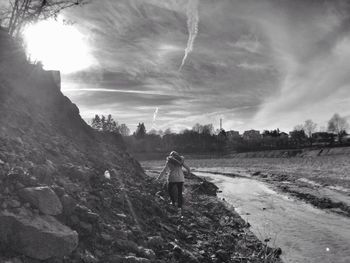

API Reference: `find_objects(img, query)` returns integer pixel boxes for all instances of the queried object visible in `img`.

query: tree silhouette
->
[135,123,146,139]
[91,114,119,133]
[328,113,349,143]
[119,124,130,136]
[303,119,317,145]
[91,114,101,131]
[290,129,307,146]
[1,0,87,36]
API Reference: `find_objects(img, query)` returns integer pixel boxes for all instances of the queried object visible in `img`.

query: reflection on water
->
[195,171,350,263]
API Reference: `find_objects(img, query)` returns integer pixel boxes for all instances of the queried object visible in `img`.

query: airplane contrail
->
[153,107,159,122]
[179,0,199,71]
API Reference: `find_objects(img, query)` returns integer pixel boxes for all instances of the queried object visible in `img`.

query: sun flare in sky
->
[23,19,93,74]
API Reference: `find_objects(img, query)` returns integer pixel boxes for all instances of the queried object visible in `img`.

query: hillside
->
[0,29,280,263]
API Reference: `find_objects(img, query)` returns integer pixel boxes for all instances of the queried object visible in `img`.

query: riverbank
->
[143,156,350,218]
[249,169,350,217]
[192,171,350,263]
[145,170,282,262]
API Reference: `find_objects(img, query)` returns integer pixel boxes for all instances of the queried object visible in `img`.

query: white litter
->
[104,170,111,179]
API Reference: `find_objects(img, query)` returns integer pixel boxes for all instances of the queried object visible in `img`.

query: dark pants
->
[168,182,183,208]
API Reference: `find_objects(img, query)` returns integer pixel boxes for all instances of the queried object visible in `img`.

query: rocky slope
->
[0,29,280,263]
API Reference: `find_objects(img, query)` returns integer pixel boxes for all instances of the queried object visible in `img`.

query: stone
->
[60,194,77,215]
[81,250,98,263]
[137,247,155,260]
[216,249,230,262]
[0,159,5,165]
[0,210,78,260]
[147,236,164,249]
[18,186,63,215]
[6,199,21,208]
[31,165,56,185]
[52,186,65,197]
[79,221,93,233]
[15,182,25,190]
[4,258,23,263]
[122,256,150,263]
[70,215,80,225]
[3,187,10,195]
[113,239,139,253]
[101,233,113,242]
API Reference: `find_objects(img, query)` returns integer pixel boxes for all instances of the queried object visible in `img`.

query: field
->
[142,155,350,189]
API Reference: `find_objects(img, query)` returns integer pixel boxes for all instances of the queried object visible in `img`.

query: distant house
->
[280,132,289,139]
[226,130,240,140]
[312,132,335,143]
[343,134,350,142]
[243,130,261,141]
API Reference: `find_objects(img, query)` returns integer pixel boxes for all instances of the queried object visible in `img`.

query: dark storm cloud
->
[62,0,350,132]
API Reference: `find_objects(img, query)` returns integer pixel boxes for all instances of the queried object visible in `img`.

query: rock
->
[18,186,63,215]
[100,233,113,242]
[113,239,139,253]
[0,210,78,260]
[194,180,218,196]
[3,187,10,195]
[137,246,155,260]
[6,199,21,208]
[107,255,151,263]
[122,256,151,263]
[31,165,56,185]
[147,236,164,249]
[75,205,99,223]
[60,194,77,216]
[273,247,282,257]
[70,215,80,225]
[15,182,25,190]
[52,186,65,197]
[3,257,23,263]
[7,167,28,183]
[79,221,93,233]
[0,159,5,165]
[216,249,230,262]
[81,250,98,263]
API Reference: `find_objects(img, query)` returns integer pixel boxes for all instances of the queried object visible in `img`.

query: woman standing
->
[157,151,191,212]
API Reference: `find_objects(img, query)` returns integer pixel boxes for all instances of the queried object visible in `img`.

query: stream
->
[194,171,350,263]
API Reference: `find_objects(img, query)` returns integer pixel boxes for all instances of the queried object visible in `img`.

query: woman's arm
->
[182,162,191,175]
[157,163,169,180]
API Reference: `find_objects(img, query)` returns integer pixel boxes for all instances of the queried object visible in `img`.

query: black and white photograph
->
[0,0,349,262]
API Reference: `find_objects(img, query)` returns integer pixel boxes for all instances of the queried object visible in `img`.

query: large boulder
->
[18,186,63,215]
[0,210,78,260]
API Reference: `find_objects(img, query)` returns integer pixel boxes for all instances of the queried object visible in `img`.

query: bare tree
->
[119,124,130,137]
[303,119,317,138]
[1,0,88,36]
[302,119,317,146]
[327,113,349,143]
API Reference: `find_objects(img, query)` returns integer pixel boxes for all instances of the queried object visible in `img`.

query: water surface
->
[195,171,350,263]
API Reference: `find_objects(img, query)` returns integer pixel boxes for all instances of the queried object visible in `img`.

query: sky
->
[55,0,350,133]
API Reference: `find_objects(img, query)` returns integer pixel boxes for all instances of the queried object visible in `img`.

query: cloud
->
[60,0,350,132]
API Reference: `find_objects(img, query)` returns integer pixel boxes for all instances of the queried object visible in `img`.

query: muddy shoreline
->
[251,171,350,217]
[145,169,283,262]
[193,168,350,218]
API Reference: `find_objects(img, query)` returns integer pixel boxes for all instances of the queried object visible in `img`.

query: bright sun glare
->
[23,19,92,74]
